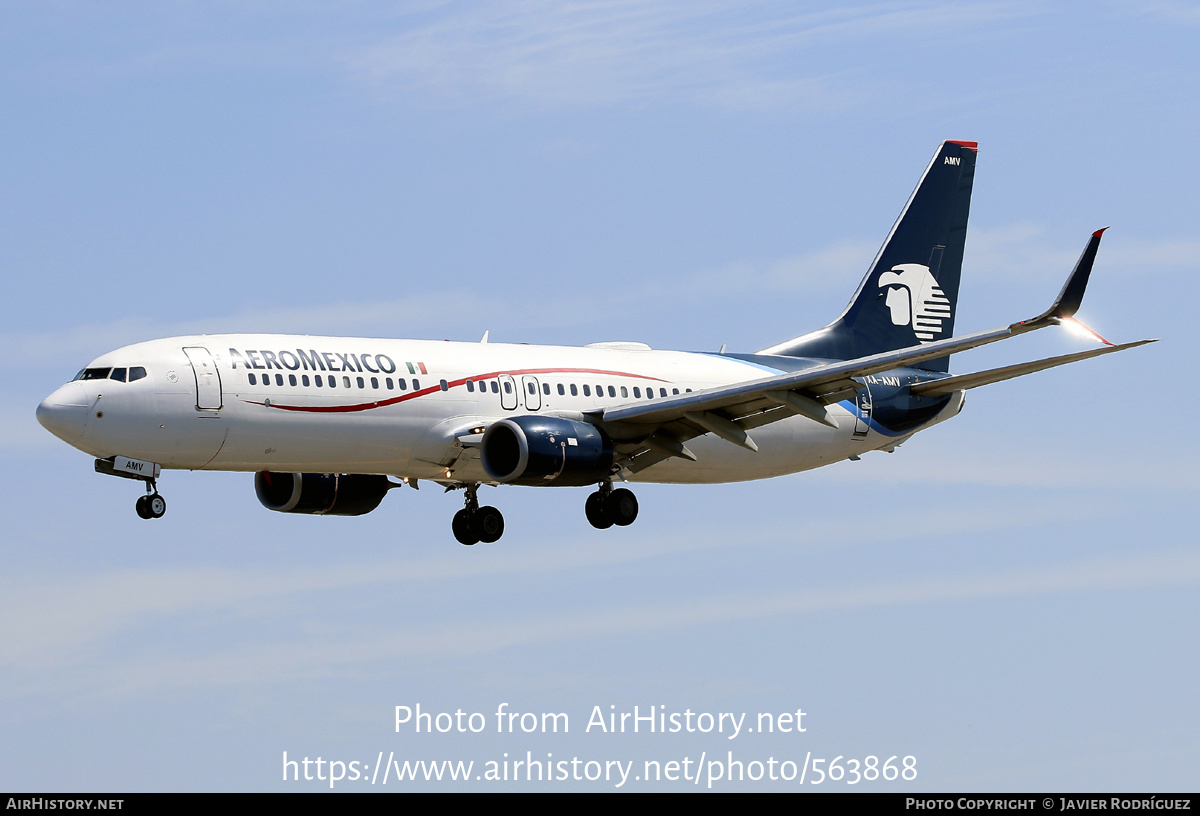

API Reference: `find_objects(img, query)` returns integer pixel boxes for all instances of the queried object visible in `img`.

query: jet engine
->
[480,416,614,486]
[254,471,391,516]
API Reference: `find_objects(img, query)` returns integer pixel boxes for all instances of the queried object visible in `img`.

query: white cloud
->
[0,290,504,373]
[6,542,1197,697]
[810,436,1195,490]
[347,1,1031,109]
[1120,0,1200,25]
[0,484,1177,673]
[6,222,1186,377]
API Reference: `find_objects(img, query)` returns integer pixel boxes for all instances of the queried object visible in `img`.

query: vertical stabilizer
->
[759,140,977,372]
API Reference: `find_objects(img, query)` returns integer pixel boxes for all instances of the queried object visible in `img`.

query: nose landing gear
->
[94,457,167,519]
[451,483,505,545]
[585,481,638,529]
[135,488,167,520]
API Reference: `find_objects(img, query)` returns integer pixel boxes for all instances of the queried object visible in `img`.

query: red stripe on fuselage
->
[244,367,669,413]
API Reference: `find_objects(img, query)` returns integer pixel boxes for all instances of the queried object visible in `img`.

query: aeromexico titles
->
[37,141,1155,544]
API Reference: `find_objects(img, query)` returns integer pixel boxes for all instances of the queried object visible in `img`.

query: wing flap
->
[594,229,1150,463]
[601,323,1015,426]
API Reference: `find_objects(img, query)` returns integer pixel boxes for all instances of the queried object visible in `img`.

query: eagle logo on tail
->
[878,263,952,343]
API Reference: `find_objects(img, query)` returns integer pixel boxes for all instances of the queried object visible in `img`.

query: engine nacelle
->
[254,471,390,516]
[481,416,614,486]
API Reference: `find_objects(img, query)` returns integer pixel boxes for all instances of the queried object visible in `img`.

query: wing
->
[590,230,1154,472]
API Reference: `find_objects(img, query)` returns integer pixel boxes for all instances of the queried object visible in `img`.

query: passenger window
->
[672,388,679,395]
[276,374,284,386]
[412,379,420,390]
[543,383,550,395]
[343,376,351,388]
[503,381,511,394]
[289,374,297,386]
[386,378,393,389]
[129,367,147,382]
[490,381,498,393]
[466,380,474,393]
[110,368,127,382]
[302,375,310,387]
[633,387,641,398]
[557,384,564,396]
[399,379,407,391]
[646,389,653,399]
[570,384,578,396]
[315,376,323,388]
[249,373,257,385]
[440,379,449,392]
[620,386,628,398]
[528,382,535,394]
[583,385,591,397]
[660,388,667,397]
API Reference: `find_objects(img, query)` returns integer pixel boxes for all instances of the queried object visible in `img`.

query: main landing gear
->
[585,481,638,529]
[451,483,505,546]
[134,483,167,520]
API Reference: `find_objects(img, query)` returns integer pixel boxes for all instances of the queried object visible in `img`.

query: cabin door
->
[182,346,223,411]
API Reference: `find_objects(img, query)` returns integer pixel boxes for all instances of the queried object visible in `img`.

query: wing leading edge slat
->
[588,229,1153,467]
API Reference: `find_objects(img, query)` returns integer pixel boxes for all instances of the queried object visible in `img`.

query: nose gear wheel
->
[135,482,167,520]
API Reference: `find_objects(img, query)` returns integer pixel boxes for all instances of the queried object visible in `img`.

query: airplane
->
[36,140,1154,545]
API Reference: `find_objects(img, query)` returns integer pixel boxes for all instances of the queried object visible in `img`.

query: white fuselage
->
[37,334,962,485]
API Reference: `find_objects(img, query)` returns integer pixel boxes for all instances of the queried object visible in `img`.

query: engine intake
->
[254,471,390,516]
[481,416,613,486]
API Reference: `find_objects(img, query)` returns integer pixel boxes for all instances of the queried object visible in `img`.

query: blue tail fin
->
[760,140,977,372]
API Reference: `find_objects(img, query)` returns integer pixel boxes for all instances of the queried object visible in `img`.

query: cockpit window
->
[74,365,146,383]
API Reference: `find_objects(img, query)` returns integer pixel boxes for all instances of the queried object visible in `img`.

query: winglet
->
[1016,228,1108,331]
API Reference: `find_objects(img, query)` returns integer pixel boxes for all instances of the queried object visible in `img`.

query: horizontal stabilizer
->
[910,339,1156,397]
[601,227,1143,471]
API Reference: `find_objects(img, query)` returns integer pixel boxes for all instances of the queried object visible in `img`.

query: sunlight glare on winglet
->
[1061,316,1113,346]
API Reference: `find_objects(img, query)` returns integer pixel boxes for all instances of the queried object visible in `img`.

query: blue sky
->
[1,1,1196,791]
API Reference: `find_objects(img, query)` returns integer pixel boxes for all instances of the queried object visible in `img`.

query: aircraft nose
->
[36,382,91,443]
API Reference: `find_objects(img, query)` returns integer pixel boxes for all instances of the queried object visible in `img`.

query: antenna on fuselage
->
[481,330,490,343]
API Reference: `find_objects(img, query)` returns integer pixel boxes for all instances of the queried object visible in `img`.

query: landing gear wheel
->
[148,494,166,519]
[452,509,479,546]
[606,488,638,526]
[471,506,505,543]
[585,491,613,529]
[135,495,153,519]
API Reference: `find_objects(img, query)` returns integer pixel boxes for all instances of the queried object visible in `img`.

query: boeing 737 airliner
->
[37,141,1154,544]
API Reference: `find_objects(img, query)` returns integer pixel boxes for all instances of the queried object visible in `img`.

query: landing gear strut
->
[94,457,167,520]
[451,483,505,546]
[585,481,638,529]
[134,482,167,520]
